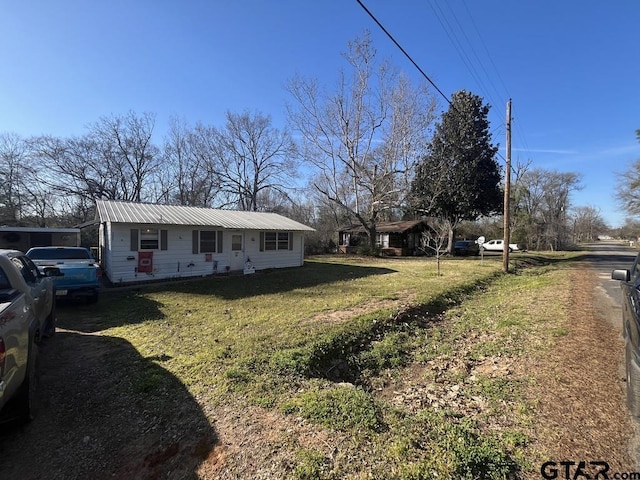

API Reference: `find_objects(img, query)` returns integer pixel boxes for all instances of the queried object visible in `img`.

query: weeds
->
[61,253,577,478]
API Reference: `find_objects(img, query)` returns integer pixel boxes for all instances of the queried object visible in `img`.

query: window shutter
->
[160,230,168,250]
[289,232,293,250]
[192,230,199,254]
[217,231,223,253]
[130,229,138,251]
[260,232,264,252]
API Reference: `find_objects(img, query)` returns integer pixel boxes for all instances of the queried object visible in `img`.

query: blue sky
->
[2,1,639,227]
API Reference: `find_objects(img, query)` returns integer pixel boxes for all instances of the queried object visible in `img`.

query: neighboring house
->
[0,226,81,251]
[338,220,432,256]
[95,199,315,284]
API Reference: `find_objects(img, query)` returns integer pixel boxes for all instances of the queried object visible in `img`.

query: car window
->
[631,255,640,286]
[0,266,10,290]
[10,257,37,284]
[22,256,42,278]
[28,248,90,260]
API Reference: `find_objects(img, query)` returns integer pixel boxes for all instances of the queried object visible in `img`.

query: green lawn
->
[60,252,579,479]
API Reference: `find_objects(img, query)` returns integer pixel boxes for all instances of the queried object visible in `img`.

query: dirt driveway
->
[0,247,638,478]
[0,316,217,479]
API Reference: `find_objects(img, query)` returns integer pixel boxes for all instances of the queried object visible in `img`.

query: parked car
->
[481,239,520,252]
[612,256,640,417]
[0,249,60,422]
[453,240,480,256]
[26,246,101,303]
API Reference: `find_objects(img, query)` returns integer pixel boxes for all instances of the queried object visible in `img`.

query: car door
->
[623,254,640,346]
[9,255,51,328]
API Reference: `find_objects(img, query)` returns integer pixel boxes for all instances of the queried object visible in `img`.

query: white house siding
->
[243,231,306,271]
[104,224,221,284]
[99,222,112,279]
[102,223,306,284]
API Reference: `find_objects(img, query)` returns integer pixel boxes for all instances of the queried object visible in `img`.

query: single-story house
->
[0,226,81,251]
[95,199,315,284]
[338,220,432,256]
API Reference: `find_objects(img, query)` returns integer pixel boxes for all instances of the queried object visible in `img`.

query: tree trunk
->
[369,223,377,253]
[447,227,455,254]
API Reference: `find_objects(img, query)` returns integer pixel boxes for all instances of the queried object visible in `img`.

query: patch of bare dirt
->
[0,322,216,480]
[302,291,416,327]
[523,265,636,474]
[1,262,635,479]
[196,402,351,479]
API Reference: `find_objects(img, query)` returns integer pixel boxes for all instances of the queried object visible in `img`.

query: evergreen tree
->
[411,90,502,250]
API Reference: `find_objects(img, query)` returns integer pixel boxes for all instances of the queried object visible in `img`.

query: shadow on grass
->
[55,261,395,332]
[56,293,166,333]
[0,331,217,480]
[108,261,397,301]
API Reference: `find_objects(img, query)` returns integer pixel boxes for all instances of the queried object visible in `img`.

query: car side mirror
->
[612,269,631,282]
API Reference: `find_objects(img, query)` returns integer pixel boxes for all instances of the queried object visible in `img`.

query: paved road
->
[578,242,636,335]
[583,241,640,465]
[582,241,637,310]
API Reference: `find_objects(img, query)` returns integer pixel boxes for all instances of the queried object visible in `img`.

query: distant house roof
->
[95,200,315,232]
[340,220,430,234]
[0,226,80,233]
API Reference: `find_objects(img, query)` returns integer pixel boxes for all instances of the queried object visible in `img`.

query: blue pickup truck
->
[26,247,102,303]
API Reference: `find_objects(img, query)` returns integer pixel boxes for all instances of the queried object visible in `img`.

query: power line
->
[457,0,534,162]
[460,0,511,104]
[355,0,451,105]
[356,0,516,168]
[428,1,494,108]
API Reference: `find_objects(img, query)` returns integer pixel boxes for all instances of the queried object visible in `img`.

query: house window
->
[140,228,159,250]
[262,231,291,251]
[377,233,389,248]
[264,232,277,251]
[277,232,289,250]
[200,231,217,253]
[231,234,242,251]
[192,229,223,254]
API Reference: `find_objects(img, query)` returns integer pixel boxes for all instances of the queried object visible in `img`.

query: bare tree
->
[419,218,450,276]
[287,32,437,250]
[0,133,28,224]
[32,135,116,202]
[615,129,640,216]
[157,118,221,207]
[570,206,608,243]
[88,111,160,202]
[0,133,68,226]
[208,111,298,211]
[32,111,160,206]
[512,168,582,250]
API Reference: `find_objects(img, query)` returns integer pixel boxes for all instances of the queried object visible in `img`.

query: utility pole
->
[503,99,512,273]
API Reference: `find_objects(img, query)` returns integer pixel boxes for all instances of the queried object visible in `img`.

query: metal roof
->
[340,220,430,234]
[0,226,81,233]
[95,200,315,231]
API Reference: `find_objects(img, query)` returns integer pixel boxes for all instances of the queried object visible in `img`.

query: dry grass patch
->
[43,252,632,479]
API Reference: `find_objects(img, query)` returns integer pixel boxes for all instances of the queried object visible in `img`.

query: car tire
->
[625,340,640,418]
[43,298,56,338]
[508,247,513,253]
[16,334,38,423]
